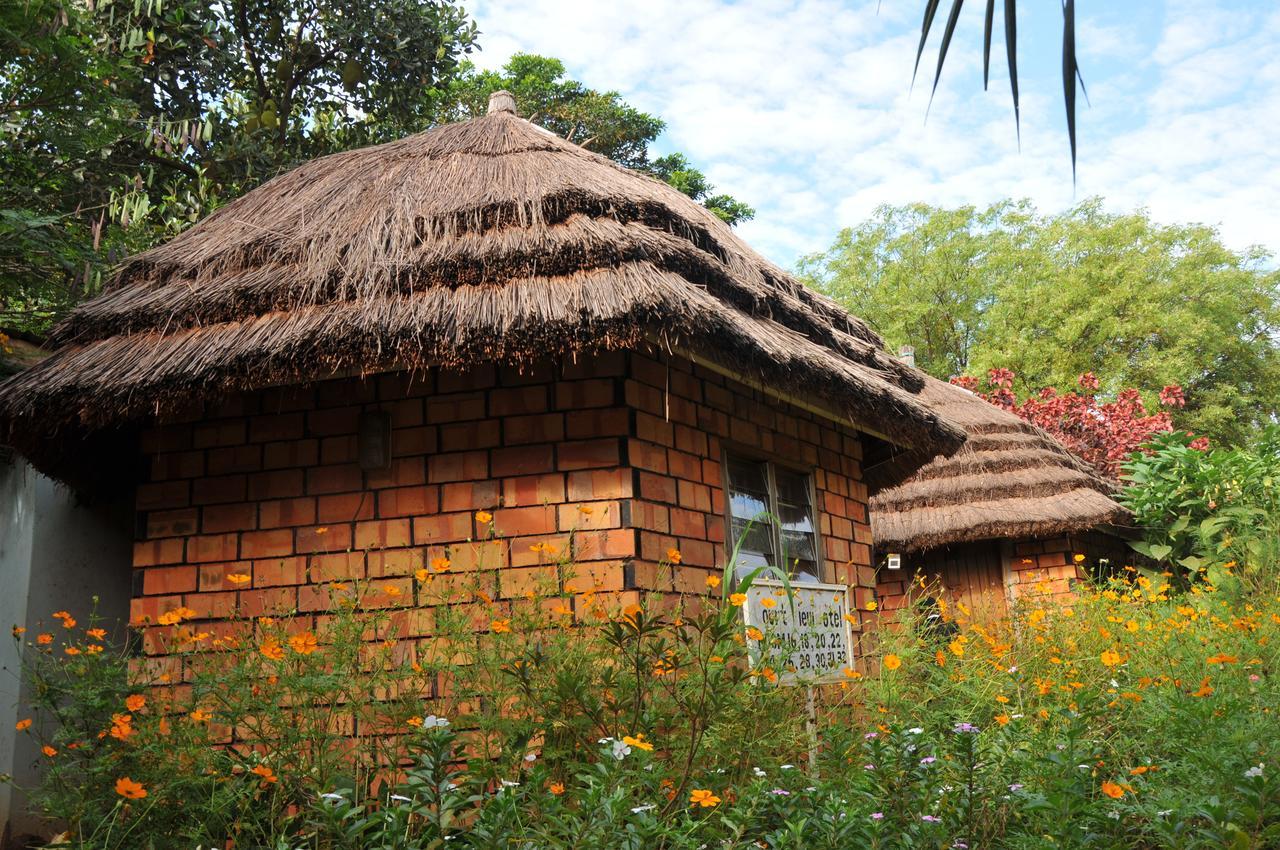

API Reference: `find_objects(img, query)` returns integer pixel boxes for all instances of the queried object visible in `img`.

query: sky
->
[467,0,1280,269]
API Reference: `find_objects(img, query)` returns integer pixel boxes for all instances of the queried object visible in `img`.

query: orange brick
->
[492,505,556,537]
[489,385,548,416]
[206,445,262,475]
[441,481,500,513]
[247,469,304,500]
[557,501,620,531]
[134,537,185,567]
[378,485,438,518]
[296,524,353,554]
[259,497,317,529]
[501,474,565,507]
[670,508,706,540]
[557,439,619,470]
[310,552,366,582]
[509,534,572,567]
[142,565,197,595]
[438,420,501,451]
[239,587,298,617]
[147,508,198,539]
[188,533,239,563]
[240,529,294,559]
[306,464,363,495]
[263,439,318,469]
[366,549,424,578]
[202,502,258,534]
[192,420,246,449]
[491,445,553,477]
[504,413,564,445]
[566,409,630,439]
[191,475,245,505]
[573,529,636,560]
[413,512,472,544]
[198,562,252,592]
[426,393,486,424]
[428,451,488,483]
[568,468,633,501]
[249,412,305,442]
[355,518,413,550]
[319,435,358,465]
[137,479,191,510]
[253,556,307,587]
[316,492,375,523]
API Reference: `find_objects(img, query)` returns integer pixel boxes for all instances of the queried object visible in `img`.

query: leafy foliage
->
[953,367,1189,479]
[1123,428,1280,591]
[799,199,1280,446]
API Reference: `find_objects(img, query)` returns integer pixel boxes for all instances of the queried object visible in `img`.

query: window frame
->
[719,446,827,584]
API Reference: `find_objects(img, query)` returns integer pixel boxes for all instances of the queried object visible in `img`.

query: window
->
[724,453,821,583]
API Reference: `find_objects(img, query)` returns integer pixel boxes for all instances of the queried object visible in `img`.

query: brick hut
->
[870,376,1134,619]
[0,92,963,667]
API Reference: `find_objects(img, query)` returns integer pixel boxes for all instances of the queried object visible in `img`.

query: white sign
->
[742,580,856,684]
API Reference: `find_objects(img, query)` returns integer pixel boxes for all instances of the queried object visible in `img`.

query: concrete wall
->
[0,457,133,847]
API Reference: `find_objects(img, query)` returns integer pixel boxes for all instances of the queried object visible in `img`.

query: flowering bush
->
[951,368,1193,478]
[7,543,1280,847]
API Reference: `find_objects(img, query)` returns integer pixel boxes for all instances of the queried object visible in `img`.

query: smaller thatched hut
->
[870,376,1134,619]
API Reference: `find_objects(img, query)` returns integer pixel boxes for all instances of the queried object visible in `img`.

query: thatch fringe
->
[0,110,964,486]
[871,377,1129,552]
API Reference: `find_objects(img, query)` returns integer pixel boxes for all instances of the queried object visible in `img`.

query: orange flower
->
[745,626,763,641]
[865,600,878,611]
[86,628,107,640]
[115,777,147,799]
[754,666,778,683]
[622,733,654,751]
[883,654,902,671]
[383,585,402,597]
[288,631,319,655]
[843,667,862,679]
[995,714,1011,725]
[415,568,430,582]
[11,626,25,637]
[51,610,71,621]
[622,604,643,623]
[250,764,278,785]
[490,619,512,634]
[313,527,329,535]
[689,789,721,807]
[935,650,946,667]
[41,745,57,757]
[549,781,565,795]
[1206,653,1239,665]
[64,646,81,656]
[227,573,252,585]
[125,694,146,712]
[705,575,721,588]
[59,617,77,629]
[15,718,32,731]
[431,556,451,573]
[1129,766,1152,775]
[475,510,493,524]
[577,504,595,516]
[259,638,285,661]
[1073,554,1086,564]
[1100,780,1125,799]
[189,708,211,723]
[666,548,682,564]
[760,597,777,609]
[1191,676,1214,698]
[109,713,133,741]
[1100,649,1123,668]
[729,593,747,607]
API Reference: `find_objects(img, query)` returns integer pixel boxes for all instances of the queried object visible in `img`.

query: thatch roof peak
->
[0,106,965,486]
[487,89,517,115]
[871,376,1130,553]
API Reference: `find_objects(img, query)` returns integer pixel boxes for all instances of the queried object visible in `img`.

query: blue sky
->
[468,0,1280,269]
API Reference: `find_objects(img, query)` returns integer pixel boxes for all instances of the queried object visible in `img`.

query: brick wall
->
[130,349,877,665]
[1008,530,1135,602]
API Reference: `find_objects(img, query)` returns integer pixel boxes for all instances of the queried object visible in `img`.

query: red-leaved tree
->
[950,369,1206,479]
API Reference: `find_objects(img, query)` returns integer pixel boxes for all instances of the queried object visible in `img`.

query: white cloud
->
[470,0,1280,264]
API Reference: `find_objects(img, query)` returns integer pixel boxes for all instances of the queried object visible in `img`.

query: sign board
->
[742,580,856,684]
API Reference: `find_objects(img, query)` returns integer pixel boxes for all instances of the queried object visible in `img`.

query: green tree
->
[1,0,479,333]
[435,54,753,225]
[799,199,1280,446]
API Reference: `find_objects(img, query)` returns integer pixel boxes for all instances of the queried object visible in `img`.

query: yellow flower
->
[865,600,877,611]
[843,666,862,679]
[491,619,512,634]
[949,639,965,657]
[1100,649,1123,668]
[1100,780,1125,799]
[666,548,682,564]
[1073,554,1086,564]
[125,694,146,712]
[227,573,251,585]
[729,593,747,607]
[431,556,451,573]
[259,638,285,660]
[475,510,493,524]
[883,654,902,671]
[689,789,721,807]
[745,626,763,641]
[706,575,721,588]
[289,631,319,655]
[1124,620,1140,633]
[995,695,1009,703]
[760,597,777,609]
[622,733,654,751]
[115,777,147,800]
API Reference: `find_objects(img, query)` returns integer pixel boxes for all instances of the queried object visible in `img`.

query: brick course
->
[132,350,877,662]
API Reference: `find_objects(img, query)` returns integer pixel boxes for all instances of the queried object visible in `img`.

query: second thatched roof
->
[871,377,1130,552]
[0,92,964,485]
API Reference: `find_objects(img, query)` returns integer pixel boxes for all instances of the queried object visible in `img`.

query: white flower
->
[906,727,924,735]
[780,764,795,770]
[753,767,767,777]
[598,737,614,744]
[389,794,411,803]
[524,752,538,762]
[611,740,632,760]
[1245,763,1265,778]
[321,792,346,802]
[1157,809,1173,817]
[631,804,657,813]
[1107,811,1121,820]
[422,715,449,729]
[500,779,520,788]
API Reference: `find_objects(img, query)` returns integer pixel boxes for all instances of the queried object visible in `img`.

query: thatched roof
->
[871,377,1130,552]
[0,92,964,486]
